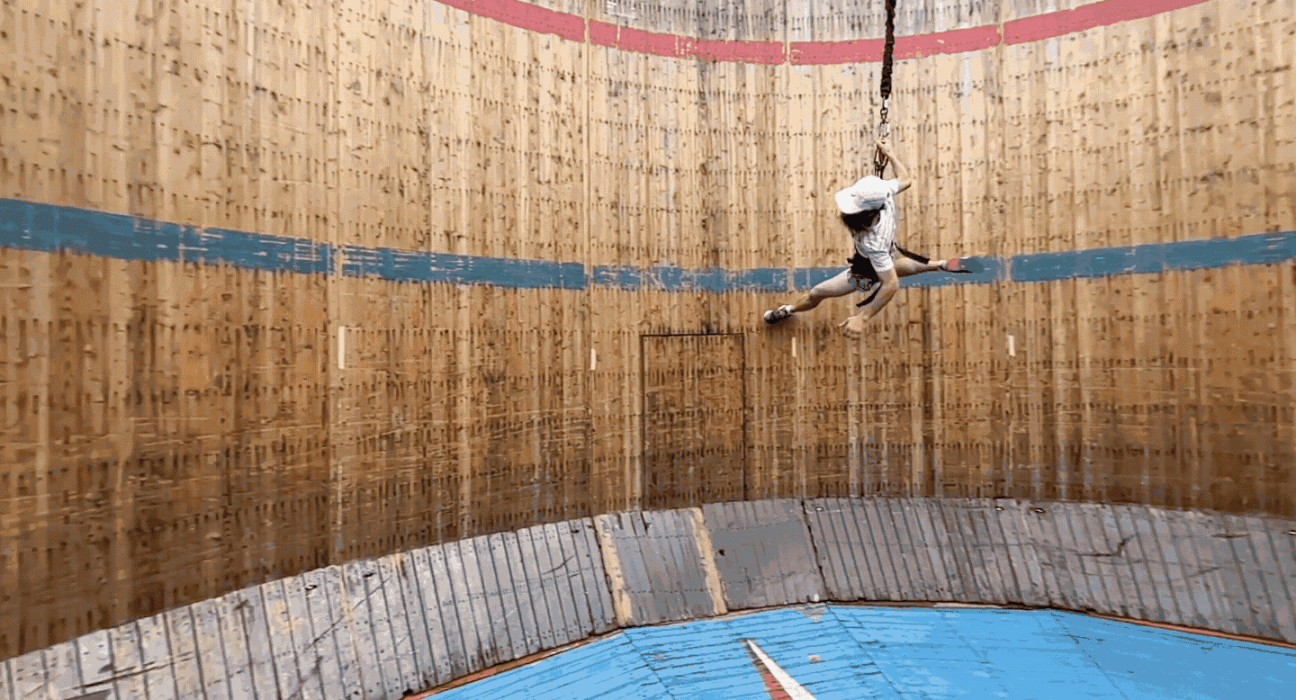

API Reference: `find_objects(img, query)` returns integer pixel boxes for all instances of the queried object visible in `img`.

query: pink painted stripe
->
[1004,0,1210,44]
[439,0,1214,63]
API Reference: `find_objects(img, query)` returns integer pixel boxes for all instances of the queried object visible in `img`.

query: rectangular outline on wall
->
[639,333,749,508]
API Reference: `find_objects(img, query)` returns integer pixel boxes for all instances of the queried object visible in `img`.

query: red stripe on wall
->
[441,0,1214,63]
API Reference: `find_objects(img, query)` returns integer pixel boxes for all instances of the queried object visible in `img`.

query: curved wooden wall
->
[5,498,1294,699]
[1,0,1293,660]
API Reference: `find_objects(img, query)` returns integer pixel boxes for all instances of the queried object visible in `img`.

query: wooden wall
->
[1,0,1293,659]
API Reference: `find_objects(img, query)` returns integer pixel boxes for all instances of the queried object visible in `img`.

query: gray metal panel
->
[926,499,968,602]
[391,552,438,690]
[444,540,489,672]
[1005,501,1048,606]
[703,502,750,609]
[1187,510,1242,634]
[283,574,328,700]
[568,519,612,635]
[1131,505,1181,623]
[409,548,454,686]
[1020,502,1066,608]
[136,613,177,700]
[784,498,826,603]
[489,533,529,661]
[376,554,422,694]
[1259,518,1296,643]
[623,512,664,623]
[9,650,45,700]
[75,629,120,700]
[759,500,797,604]
[1226,513,1277,638]
[579,518,619,634]
[893,499,935,601]
[427,544,472,678]
[342,559,388,699]
[321,565,366,700]
[532,523,574,642]
[44,641,81,700]
[736,501,772,608]
[1164,510,1216,629]
[1108,505,1157,621]
[858,498,900,600]
[628,511,673,623]
[903,498,944,601]
[467,536,509,667]
[546,522,586,639]
[556,521,593,636]
[262,580,305,700]
[213,593,255,700]
[874,498,914,599]
[978,501,1017,604]
[499,532,542,655]
[1090,505,1135,617]
[1052,503,1095,611]
[998,501,1042,605]
[804,500,845,600]
[658,508,699,617]
[300,570,345,700]
[829,498,867,600]
[1243,515,1288,640]
[1071,504,1116,615]
[515,527,558,649]
[944,500,990,603]
[911,499,954,601]
[162,607,201,700]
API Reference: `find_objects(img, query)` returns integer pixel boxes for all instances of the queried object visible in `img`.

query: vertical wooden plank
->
[617,513,658,625]
[457,537,499,668]
[679,508,718,616]
[555,523,595,637]
[213,593,256,700]
[1207,512,1260,636]
[1189,510,1244,635]
[0,660,13,700]
[321,566,366,700]
[342,560,388,700]
[591,514,634,630]
[647,510,688,616]
[427,544,471,679]
[376,555,423,694]
[1001,502,1048,606]
[943,500,992,603]
[488,533,528,661]
[408,548,454,687]
[75,630,120,700]
[856,498,900,600]
[703,502,748,610]
[688,507,728,618]
[1018,502,1065,609]
[135,614,177,700]
[830,498,870,600]
[910,499,955,602]
[443,541,487,672]
[162,607,202,700]
[299,571,343,700]
[44,642,81,700]
[1103,505,1155,620]
[920,499,964,602]
[975,502,1017,605]
[498,532,542,656]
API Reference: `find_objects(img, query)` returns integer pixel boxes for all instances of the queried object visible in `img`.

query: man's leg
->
[894,251,976,277]
[763,269,855,323]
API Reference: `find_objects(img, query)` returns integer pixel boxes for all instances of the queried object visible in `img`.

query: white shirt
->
[850,178,901,274]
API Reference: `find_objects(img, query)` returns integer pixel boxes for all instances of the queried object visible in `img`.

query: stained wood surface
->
[0,0,1293,664]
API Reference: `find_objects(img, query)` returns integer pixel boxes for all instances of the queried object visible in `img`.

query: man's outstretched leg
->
[763,269,857,324]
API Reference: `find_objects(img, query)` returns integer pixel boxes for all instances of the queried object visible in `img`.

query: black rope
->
[874,0,897,177]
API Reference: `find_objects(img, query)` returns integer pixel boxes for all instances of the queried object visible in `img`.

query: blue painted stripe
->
[2,199,1293,291]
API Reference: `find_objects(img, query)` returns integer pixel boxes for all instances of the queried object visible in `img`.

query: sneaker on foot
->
[763,304,795,324]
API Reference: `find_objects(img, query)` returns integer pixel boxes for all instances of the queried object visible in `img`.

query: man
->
[762,139,973,336]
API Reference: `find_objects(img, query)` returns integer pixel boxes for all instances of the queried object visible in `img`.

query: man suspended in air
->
[762,138,977,336]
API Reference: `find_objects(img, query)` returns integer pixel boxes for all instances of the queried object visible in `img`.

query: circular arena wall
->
[0,0,1293,692]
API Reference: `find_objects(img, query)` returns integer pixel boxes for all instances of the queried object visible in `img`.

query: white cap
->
[834,175,890,214]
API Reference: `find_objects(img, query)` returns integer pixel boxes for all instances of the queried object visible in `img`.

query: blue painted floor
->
[430,605,1296,699]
